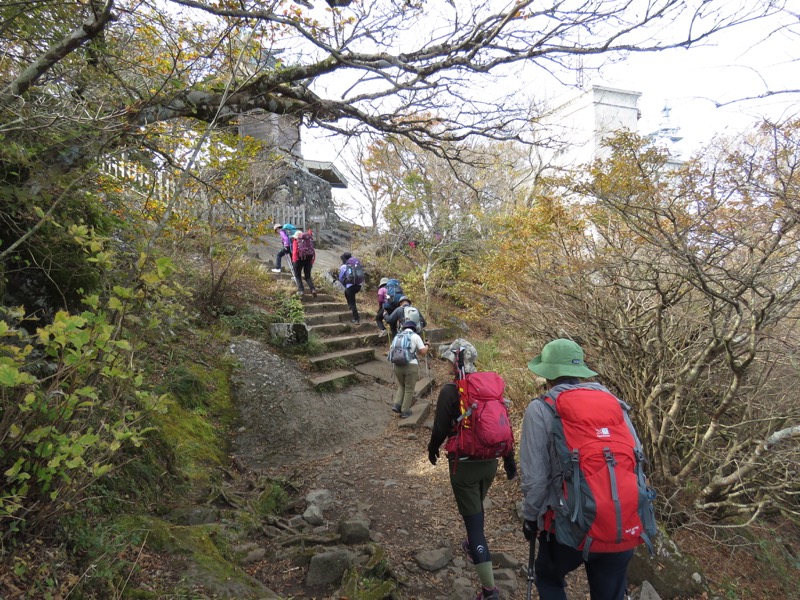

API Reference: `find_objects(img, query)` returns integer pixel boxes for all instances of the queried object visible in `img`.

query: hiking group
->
[427,337,657,600]
[376,277,434,419]
[271,223,318,298]
[268,243,656,598]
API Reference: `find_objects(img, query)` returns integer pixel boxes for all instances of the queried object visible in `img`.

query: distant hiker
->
[338,252,364,324]
[427,339,517,600]
[271,223,296,273]
[291,229,317,298]
[388,321,428,418]
[386,296,426,338]
[376,277,390,337]
[520,338,657,600]
[382,278,405,334]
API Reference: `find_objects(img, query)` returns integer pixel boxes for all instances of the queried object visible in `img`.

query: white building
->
[542,84,683,170]
[544,85,642,168]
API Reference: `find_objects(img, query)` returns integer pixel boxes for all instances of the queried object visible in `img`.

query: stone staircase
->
[295,288,453,427]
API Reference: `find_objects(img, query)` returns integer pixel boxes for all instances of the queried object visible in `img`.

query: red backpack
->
[541,384,657,558]
[444,370,514,461]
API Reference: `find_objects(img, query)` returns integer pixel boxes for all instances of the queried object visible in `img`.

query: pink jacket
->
[377,287,388,308]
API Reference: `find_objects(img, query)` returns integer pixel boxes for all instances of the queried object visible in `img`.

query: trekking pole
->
[526,534,536,600]
[288,246,301,293]
[422,329,430,379]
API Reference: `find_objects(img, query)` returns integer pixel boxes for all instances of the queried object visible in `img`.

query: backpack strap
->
[604,447,623,544]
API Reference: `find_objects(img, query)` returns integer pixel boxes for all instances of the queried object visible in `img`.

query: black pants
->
[275,246,291,269]
[292,259,315,293]
[375,306,385,330]
[345,284,361,321]
[534,534,633,600]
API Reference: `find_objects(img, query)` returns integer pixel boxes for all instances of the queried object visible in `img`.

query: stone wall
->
[258,159,341,247]
[240,111,343,246]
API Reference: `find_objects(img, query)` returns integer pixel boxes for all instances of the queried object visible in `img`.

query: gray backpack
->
[389,330,415,365]
[402,306,421,331]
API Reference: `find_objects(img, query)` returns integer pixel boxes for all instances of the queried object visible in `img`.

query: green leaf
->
[4,458,25,478]
[0,364,35,386]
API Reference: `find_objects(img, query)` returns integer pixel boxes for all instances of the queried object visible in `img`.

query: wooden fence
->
[99,156,306,230]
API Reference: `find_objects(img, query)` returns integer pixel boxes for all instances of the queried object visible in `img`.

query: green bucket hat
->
[528,338,597,380]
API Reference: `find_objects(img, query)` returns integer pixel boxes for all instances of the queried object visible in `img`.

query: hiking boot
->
[461,539,474,563]
[377,329,387,337]
[475,587,499,600]
[311,290,318,298]
[400,410,412,419]
[391,404,401,414]
[270,268,281,273]
[351,319,360,325]
[296,291,304,297]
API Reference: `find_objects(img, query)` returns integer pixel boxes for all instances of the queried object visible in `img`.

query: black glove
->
[523,519,538,541]
[428,447,439,466]
[504,455,517,480]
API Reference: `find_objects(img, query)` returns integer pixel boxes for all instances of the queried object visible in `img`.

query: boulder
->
[306,549,354,586]
[339,518,371,544]
[634,580,663,600]
[302,503,324,525]
[491,551,520,569]
[305,489,334,511]
[414,546,453,571]
[270,323,308,346]
[628,534,708,599]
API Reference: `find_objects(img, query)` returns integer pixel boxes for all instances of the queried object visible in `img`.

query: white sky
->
[597,11,799,159]
[304,6,798,220]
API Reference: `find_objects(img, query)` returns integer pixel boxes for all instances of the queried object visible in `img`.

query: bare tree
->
[506,126,800,523]
[1,0,788,178]
[0,0,790,312]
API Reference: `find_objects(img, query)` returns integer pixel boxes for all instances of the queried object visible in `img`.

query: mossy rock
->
[628,531,708,599]
[117,515,275,599]
[335,544,397,600]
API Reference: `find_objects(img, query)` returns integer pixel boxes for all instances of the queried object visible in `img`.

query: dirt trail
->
[228,336,558,599]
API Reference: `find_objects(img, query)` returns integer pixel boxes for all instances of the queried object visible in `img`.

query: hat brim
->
[528,356,597,379]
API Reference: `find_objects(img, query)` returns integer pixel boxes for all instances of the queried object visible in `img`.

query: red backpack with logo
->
[541,384,657,558]
[445,349,514,460]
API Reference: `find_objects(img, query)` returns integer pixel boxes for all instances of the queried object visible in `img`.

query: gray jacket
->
[520,381,628,528]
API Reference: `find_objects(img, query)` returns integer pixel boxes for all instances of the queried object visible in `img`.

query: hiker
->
[385,296,426,339]
[382,278,405,335]
[388,321,428,418]
[520,338,656,600]
[291,229,318,298]
[427,339,517,600]
[338,252,364,324]
[271,223,295,273]
[375,277,390,337]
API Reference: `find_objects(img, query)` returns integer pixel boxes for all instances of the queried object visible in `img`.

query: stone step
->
[261,266,295,280]
[301,293,338,303]
[398,400,432,428]
[354,357,394,384]
[308,322,352,336]
[320,331,384,351]
[303,301,350,315]
[304,311,354,326]
[308,369,358,391]
[308,347,377,371]
[354,357,434,394]
[415,376,434,398]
